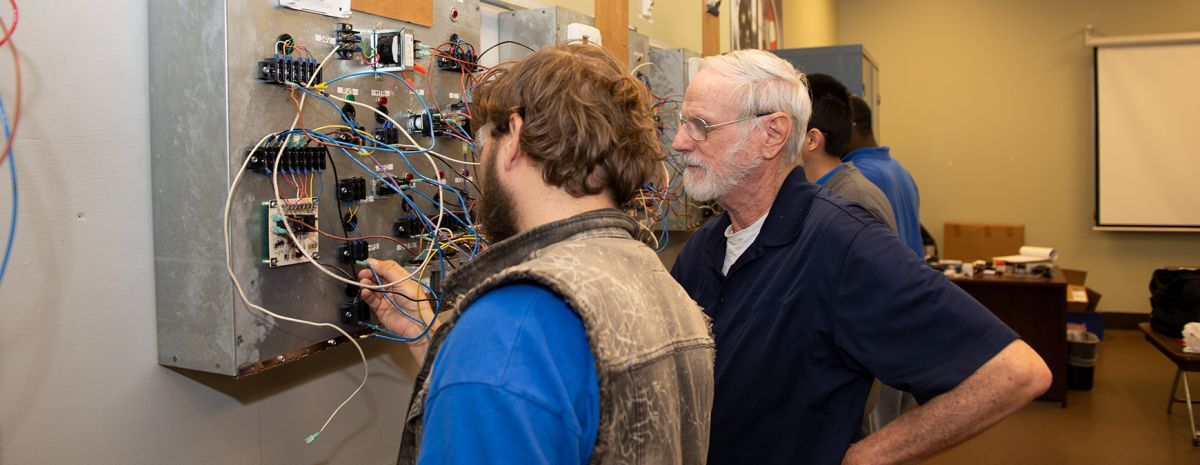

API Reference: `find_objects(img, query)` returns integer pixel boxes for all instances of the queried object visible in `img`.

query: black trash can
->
[1067,331,1099,390]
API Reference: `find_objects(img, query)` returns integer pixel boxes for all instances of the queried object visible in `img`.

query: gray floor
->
[924,329,1200,464]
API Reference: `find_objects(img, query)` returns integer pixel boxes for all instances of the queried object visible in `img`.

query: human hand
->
[357,258,436,344]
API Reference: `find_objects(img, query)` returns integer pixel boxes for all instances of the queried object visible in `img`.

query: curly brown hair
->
[472,43,663,206]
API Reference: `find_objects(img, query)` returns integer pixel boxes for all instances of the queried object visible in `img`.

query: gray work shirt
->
[823,161,899,233]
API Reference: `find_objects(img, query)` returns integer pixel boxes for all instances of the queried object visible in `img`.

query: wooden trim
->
[1087,30,1200,48]
[1103,312,1150,330]
[595,0,629,67]
[702,0,719,56]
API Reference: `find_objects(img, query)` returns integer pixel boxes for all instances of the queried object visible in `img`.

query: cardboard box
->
[943,222,1025,262]
[1062,268,1102,313]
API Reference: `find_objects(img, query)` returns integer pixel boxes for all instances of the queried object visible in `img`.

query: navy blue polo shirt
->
[671,166,1018,465]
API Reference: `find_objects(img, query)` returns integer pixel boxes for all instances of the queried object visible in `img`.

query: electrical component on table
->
[246,145,328,174]
[334,23,362,60]
[338,239,370,263]
[437,34,479,72]
[257,55,322,85]
[262,199,320,268]
[336,177,367,202]
[371,28,415,71]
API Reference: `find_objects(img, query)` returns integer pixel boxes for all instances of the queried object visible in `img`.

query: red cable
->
[0,0,17,48]
[0,13,19,166]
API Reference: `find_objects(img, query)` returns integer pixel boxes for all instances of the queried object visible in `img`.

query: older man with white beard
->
[668,49,1051,465]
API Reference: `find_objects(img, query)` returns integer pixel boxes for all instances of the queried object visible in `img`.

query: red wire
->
[0,0,17,48]
[0,14,18,166]
[288,217,418,255]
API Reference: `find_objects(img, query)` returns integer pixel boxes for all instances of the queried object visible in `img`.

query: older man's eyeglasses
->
[675,111,772,141]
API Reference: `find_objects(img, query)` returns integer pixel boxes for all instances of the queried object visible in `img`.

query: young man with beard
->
[358,44,715,465]
[669,49,1050,465]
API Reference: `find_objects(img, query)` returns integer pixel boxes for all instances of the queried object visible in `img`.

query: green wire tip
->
[356,260,370,267]
[305,432,321,444]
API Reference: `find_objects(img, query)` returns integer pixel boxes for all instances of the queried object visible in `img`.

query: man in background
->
[361,44,714,465]
[845,96,924,259]
[799,73,896,233]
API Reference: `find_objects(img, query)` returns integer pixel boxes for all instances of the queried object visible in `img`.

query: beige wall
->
[838,0,1200,312]
[785,0,838,48]
[632,0,703,51]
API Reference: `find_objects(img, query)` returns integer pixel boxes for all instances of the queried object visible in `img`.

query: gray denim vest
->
[397,209,715,465]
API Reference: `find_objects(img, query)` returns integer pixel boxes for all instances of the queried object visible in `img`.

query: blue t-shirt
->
[419,284,600,465]
[671,166,1018,465]
[843,146,923,258]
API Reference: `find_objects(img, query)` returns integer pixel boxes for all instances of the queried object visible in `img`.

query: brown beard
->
[475,141,520,243]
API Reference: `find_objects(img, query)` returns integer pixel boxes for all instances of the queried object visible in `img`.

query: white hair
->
[691,49,812,164]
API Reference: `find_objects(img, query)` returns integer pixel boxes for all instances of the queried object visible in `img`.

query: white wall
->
[0,2,417,463]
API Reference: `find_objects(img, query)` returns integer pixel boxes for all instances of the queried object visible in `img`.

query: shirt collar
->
[756,166,819,247]
[844,146,891,161]
[814,163,845,186]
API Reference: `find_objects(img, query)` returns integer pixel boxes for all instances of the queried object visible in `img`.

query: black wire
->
[321,262,440,303]
[476,40,535,63]
[431,151,481,193]
[323,147,357,277]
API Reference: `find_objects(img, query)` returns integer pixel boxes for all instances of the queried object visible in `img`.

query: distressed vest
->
[398,209,715,465]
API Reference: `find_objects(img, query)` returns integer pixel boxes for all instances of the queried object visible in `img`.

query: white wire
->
[428,149,481,166]
[273,57,444,290]
[630,61,662,77]
[223,47,366,445]
[320,93,480,167]
[224,133,367,445]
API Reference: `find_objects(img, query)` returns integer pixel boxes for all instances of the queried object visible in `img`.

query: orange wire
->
[0,15,20,166]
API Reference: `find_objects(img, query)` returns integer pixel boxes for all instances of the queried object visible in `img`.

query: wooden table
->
[1138,322,1200,446]
[949,269,1068,406]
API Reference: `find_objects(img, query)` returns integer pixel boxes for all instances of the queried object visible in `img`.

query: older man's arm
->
[842,339,1051,465]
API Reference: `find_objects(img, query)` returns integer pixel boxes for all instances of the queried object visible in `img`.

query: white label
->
[371,89,393,97]
[336,86,360,96]
[376,163,394,171]
[315,34,337,45]
[367,242,381,252]
[364,195,375,203]
[454,177,464,184]
[416,89,425,96]
[448,92,461,99]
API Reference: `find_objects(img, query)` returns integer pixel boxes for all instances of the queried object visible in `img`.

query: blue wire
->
[0,94,15,285]
[323,70,436,155]
[365,264,432,343]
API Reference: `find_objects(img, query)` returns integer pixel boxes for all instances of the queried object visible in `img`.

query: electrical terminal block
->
[338,239,370,263]
[247,145,329,175]
[257,55,322,85]
[436,34,479,72]
[334,23,362,60]
[336,177,367,202]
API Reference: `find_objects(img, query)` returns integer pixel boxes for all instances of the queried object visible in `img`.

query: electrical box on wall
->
[772,44,880,138]
[646,47,714,231]
[628,30,650,69]
[496,6,595,63]
[149,0,482,377]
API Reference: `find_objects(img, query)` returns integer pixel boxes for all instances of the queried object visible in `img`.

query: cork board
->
[353,0,433,27]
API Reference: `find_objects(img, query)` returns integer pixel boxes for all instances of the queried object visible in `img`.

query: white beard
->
[680,136,762,202]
